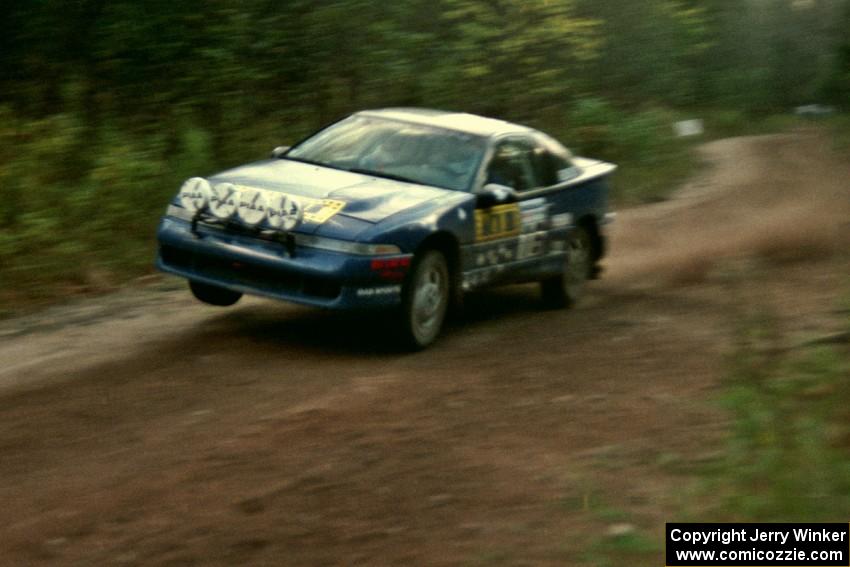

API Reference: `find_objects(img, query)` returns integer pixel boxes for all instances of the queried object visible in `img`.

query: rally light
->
[267,193,304,231]
[166,184,402,258]
[178,177,211,213]
[237,187,268,226]
[209,183,239,220]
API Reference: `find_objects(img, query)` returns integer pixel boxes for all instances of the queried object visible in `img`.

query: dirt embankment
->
[0,128,847,566]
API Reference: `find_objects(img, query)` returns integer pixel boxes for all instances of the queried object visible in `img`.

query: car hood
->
[207,159,451,231]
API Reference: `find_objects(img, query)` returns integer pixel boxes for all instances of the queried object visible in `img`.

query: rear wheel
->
[541,226,592,309]
[189,280,242,307]
[399,250,450,349]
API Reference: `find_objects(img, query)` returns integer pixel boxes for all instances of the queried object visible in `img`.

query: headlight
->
[295,235,401,256]
[178,177,211,213]
[209,183,238,220]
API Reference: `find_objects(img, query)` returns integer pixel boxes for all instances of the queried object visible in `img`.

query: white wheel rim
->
[564,234,589,298]
[411,260,447,341]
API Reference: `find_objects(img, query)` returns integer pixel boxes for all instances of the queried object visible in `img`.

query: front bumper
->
[156,217,412,309]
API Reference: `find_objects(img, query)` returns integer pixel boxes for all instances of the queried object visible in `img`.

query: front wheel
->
[541,226,592,309]
[398,250,450,349]
[189,280,243,307]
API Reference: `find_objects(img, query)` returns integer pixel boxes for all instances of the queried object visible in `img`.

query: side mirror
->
[271,146,291,159]
[476,183,517,208]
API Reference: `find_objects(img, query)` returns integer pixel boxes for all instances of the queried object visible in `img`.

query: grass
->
[696,305,850,521]
[581,530,660,567]
[827,113,850,153]
[568,292,850,564]
[571,498,661,567]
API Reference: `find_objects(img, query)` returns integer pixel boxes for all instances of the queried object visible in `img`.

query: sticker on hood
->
[303,198,346,224]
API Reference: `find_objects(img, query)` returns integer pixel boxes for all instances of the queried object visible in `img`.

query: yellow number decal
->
[303,199,346,224]
[474,204,521,242]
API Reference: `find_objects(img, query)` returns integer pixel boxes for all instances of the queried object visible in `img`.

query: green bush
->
[562,98,698,205]
[0,99,314,311]
[0,110,224,305]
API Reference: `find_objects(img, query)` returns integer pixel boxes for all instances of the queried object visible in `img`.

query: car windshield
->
[285,115,488,192]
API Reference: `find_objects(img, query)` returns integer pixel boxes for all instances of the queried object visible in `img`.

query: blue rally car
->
[156,108,616,348]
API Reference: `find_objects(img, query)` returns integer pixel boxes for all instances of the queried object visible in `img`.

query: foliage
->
[0,110,220,305]
[559,99,698,204]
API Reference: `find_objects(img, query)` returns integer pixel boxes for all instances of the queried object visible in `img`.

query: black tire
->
[189,280,243,307]
[541,226,592,309]
[398,250,450,349]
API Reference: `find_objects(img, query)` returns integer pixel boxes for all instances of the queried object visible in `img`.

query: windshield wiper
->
[347,167,420,185]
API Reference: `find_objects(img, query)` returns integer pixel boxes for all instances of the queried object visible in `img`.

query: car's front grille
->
[160,245,341,300]
[198,219,280,243]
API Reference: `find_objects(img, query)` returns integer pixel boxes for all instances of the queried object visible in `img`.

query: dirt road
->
[0,129,847,566]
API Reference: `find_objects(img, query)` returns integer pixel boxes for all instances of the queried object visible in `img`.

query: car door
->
[462,137,554,289]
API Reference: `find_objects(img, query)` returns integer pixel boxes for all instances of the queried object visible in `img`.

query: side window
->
[531,147,560,187]
[486,140,538,192]
[534,133,579,184]
[552,153,580,183]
